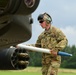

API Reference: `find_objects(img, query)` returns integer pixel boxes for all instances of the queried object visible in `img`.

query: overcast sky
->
[25,0,76,46]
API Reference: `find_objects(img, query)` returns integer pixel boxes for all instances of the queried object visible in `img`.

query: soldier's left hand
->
[51,50,58,56]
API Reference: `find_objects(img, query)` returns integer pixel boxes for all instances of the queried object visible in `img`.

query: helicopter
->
[0,0,40,70]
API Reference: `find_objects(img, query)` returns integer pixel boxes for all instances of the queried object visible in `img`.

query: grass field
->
[0,67,76,75]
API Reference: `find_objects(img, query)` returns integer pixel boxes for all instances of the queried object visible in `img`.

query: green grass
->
[0,71,76,75]
[0,71,41,75]
[0,67,76,75]
[59,72,76,75]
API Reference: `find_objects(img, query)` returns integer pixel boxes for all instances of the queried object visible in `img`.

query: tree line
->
[28,45,76,69]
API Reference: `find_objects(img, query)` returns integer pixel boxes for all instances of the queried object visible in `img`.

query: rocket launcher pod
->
[0,47,30,70]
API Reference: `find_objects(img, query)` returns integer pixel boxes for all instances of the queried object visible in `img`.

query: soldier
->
[35,13,68,75]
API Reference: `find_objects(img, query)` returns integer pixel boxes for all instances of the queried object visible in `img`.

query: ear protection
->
[43,13,52,24]
[37,12,52,24]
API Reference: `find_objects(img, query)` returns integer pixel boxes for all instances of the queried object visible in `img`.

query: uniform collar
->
[44,26,52,34]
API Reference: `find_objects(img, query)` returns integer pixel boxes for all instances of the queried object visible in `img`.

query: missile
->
[17,44,72,56]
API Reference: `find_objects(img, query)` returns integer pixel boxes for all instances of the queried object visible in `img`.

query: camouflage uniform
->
[35,26,68,75]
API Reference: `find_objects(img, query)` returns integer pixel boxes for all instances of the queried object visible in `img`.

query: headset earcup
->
[46,20,50,24]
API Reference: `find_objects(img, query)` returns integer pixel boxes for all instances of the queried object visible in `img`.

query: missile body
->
[17,44,72,56]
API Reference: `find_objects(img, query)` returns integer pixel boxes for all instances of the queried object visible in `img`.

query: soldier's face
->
[39,20,47,29]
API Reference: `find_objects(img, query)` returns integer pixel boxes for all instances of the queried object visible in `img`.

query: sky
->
[25,0,76,46]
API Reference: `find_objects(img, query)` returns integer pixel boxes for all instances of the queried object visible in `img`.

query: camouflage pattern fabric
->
[42,60,61,75]
[35,26,68,75]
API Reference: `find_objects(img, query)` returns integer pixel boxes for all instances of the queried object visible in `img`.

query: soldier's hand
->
[51,50,58,56]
